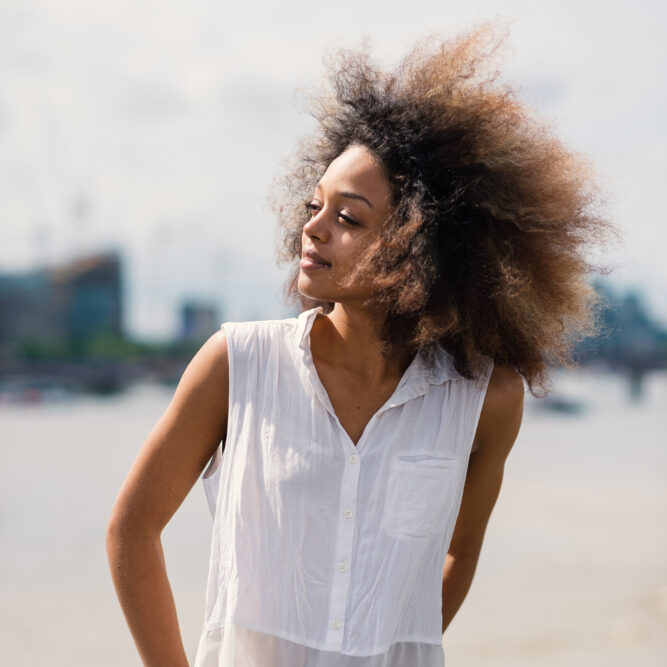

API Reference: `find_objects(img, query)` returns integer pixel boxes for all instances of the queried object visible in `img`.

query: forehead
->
[318,145,392,203]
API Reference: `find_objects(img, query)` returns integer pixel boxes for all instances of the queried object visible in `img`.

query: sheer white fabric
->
[195,624,444,666]
[194,306,494,666]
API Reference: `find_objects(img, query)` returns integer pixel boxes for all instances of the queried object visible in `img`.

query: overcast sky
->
[1,0,665,339]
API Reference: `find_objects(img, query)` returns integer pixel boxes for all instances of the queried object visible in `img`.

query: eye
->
[305,201,359,226]
[305,202,319,216]
[338,212,359,226]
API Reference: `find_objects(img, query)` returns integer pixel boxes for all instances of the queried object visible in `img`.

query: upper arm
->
[107,327,230,536]
[447,364,524,556]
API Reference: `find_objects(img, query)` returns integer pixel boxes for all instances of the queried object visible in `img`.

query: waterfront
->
[1,369,665,666]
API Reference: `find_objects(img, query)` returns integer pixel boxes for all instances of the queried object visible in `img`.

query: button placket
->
[324,449,361,650]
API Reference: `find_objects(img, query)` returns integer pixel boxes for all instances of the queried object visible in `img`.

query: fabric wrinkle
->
[194,307,494,666]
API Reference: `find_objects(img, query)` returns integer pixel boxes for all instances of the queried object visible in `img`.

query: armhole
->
[201,321,234,517]
[220,321,234,454]
[467,357,495,456]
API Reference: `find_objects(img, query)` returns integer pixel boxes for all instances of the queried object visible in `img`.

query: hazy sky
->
[1,0,665,338]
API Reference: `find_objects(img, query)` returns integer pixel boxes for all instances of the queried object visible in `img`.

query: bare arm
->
[441,364,524,634]
[106,328,230,666]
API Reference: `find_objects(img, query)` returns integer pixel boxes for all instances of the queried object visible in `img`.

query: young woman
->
[107,24,613,666]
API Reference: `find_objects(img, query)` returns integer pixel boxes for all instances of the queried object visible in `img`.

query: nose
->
[303,207,329,241]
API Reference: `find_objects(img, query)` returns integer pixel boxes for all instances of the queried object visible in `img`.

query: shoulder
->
[183,316,292,401]
[222,315,296,343]
[484,363,525,412]
[470,362,525,457]
[181,327,230,392]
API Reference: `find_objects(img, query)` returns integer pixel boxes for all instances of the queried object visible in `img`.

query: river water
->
[1,368,665,666]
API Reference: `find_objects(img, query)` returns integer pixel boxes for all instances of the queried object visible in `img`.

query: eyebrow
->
[314,183,374,209]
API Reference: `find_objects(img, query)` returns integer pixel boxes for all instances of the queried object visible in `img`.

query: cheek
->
[344,234,375,260]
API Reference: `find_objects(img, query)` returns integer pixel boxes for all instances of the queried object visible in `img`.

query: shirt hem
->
[202,615,443,657]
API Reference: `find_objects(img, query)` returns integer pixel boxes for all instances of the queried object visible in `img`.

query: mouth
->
[301,249,331,270]
[300,256,331,270]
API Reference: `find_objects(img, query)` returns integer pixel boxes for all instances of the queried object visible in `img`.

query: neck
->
[310,303,414,385]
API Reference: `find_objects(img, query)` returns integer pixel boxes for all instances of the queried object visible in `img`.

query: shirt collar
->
[295,306,463,398]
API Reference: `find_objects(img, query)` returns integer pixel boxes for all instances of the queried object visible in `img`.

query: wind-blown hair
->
[271,23,617,397]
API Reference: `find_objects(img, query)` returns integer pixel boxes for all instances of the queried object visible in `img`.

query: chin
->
[297,276,332,303]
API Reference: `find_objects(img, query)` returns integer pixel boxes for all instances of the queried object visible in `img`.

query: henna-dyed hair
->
[270,24,617,397]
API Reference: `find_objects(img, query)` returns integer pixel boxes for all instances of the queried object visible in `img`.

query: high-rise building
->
[0,251,123,354]
[179,300,220,343]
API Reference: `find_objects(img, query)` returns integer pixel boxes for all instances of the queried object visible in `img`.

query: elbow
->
[105,506,126,557]
[448,537,485,561]
[105,503,160,558]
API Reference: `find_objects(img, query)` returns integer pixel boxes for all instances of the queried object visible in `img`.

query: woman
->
[107,24,613,666]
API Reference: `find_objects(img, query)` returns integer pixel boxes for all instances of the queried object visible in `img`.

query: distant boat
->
[535,394,587,415]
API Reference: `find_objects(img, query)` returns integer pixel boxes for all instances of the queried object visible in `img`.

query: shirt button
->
[331,619,342,629]
[338,561,349,572]
[344,509,353,518]
[349,454,359,464]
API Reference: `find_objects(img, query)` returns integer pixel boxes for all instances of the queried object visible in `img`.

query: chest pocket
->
[382,453,461,539]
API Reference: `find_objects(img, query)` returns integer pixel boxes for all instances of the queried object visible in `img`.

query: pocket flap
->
[396,453,458,468]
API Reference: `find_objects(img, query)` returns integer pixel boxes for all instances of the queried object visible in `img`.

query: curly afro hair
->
[271,23,617,397]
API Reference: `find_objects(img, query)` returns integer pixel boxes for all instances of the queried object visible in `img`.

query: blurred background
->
[0,0,665,665]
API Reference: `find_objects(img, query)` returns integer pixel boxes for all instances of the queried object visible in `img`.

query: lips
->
[302,248,331,267]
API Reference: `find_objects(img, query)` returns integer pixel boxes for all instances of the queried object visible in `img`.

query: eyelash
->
[305,202,358,226]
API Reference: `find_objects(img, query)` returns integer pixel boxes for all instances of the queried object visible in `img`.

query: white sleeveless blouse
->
[194,306,494,666]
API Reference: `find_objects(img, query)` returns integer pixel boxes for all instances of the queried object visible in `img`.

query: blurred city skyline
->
[1,0,665,338]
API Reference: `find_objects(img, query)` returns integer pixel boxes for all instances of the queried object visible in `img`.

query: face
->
[298,144,394,305]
